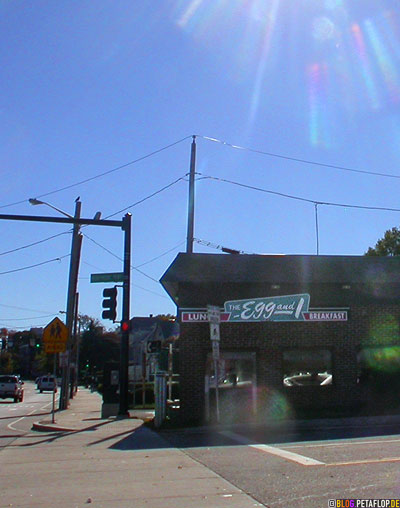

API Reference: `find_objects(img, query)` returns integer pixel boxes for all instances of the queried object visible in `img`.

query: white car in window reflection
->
[283,372,332,386]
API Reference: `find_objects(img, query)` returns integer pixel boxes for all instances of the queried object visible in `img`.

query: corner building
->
[160,253,400,425]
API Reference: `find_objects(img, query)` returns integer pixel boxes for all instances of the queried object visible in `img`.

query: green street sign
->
[90,272,125,283]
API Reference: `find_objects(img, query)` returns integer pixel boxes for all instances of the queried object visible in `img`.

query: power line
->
[0,323,49,329]
[0,135,192,210]
[134,241,185,268]
[0,314,57,321]
[0,231,70,257]
[82,233,159,283]
[105,175,188,219]
[0,303,59,314]
[0,254,70,275]
[200,135,400,180]
[200,173,400,212]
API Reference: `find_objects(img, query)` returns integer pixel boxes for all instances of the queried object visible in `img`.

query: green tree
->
[365,227,400,256]
[0,351,14,374]
[79,320,119,379]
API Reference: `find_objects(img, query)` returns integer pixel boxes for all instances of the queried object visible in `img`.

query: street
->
[1,386,400,507]
[0,381,56,448]
[151,421,400,507]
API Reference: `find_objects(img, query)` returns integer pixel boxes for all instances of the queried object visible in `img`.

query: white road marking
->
[285,437,400,449]
[219,431,325,466]
[7,396,58,432]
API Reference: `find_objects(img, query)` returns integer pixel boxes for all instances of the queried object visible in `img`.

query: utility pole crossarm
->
[0,214,123,228]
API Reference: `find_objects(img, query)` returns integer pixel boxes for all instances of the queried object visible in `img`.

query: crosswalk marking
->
[219,431,325,466]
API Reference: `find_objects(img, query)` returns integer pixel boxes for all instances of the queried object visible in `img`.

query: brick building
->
[160,253,400,425]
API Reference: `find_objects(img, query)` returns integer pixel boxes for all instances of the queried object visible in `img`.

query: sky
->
[1,0,400,331]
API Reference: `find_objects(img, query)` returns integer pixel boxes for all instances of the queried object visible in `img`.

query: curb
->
[31,421,77,433]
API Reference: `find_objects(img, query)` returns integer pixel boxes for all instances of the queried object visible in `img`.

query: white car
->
[38,376,57,393]
[0,375,24,402]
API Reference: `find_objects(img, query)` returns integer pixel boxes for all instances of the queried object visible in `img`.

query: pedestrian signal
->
[102,287,117,321]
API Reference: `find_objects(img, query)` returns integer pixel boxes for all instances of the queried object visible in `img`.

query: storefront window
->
[283,349,332,387]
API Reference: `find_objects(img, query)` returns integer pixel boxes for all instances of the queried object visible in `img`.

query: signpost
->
[43,317,69,423]
[207,305,220,423]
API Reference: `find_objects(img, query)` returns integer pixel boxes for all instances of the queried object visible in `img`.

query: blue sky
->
[1,0,400,330]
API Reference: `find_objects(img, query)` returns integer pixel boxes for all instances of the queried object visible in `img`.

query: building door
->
[205,352,256,423]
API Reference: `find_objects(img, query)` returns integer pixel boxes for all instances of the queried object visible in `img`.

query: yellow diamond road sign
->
[43,317,69,344]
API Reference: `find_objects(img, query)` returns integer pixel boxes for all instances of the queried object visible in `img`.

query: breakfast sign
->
[181,294,348,323]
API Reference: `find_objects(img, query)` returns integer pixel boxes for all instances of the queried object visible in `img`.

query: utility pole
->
[60,199,82,410]
[119,213,131,416]
[186,135,197,254]
[0,211,126,408]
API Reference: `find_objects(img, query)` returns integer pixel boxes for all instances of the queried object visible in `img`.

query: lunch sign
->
[181,294,348,323]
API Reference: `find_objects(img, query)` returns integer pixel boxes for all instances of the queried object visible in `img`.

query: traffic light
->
[121,320,130,333]
[102,287,117,321]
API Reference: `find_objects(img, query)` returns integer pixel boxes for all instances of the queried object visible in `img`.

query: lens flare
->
[350,23,381,110]
[312,16,336,41]
[366,314,399,345]
[364,19,400,105]
[308,62,331,148]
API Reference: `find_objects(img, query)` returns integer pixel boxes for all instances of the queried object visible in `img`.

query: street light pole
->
[60,199,82,410]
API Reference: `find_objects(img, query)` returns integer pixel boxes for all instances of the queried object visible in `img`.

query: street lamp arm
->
[29,198,75,219]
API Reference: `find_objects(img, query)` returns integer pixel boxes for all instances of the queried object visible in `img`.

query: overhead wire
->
[0,314,58,321]
[134,241,186,268]
[0,174,186,281]
[0,303,60,313]
[199,173,400,213]
[0,254,70,275]
[200,135,400,180]
[105,174,188,219]
[0,231,70,257]
[0,135,192,210]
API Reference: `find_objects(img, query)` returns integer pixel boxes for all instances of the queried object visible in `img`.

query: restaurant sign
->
[181,294,348,323]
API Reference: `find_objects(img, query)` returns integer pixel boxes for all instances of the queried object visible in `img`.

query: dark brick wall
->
[177,303,400,424]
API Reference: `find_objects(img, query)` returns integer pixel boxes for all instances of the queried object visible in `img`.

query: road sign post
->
[43,317,69,422]
[207,305,221,423]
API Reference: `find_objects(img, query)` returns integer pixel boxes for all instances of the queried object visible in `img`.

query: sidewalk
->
[0,389,265,508]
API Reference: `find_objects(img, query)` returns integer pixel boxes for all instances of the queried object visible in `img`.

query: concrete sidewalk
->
[0,388,264,508]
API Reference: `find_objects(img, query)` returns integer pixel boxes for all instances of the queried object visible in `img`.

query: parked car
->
[38,376,57,393]
[0,374,24,402]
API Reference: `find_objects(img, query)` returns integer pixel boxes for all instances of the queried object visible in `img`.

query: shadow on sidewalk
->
[16,419,120,447]
[109,420,400,452]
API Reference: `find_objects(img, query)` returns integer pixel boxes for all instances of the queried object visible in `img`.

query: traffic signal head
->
[102,287,117,321]
[121,321,130,333]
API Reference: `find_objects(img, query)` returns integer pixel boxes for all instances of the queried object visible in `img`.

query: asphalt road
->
[0,380,57,448]
[143,421,400,507]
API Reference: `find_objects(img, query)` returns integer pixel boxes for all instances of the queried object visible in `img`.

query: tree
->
[365,227,400,256]
[0,351,14,374]
[79,320,119,380]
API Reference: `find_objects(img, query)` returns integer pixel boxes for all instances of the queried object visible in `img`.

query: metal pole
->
[51,353,56,424]
[71,292,79,397]
[186,135,197,254]
[60,200,82,410]
[214,358,220,424]
[75,302,81,395]
[119,213,131,416]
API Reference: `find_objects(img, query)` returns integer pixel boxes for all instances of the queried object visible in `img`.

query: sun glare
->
[172,0,400,147]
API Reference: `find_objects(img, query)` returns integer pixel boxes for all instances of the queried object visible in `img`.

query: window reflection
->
[283,349,332,387]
